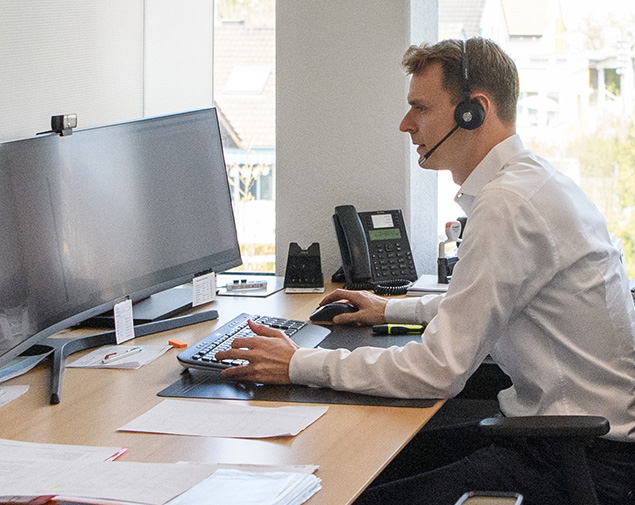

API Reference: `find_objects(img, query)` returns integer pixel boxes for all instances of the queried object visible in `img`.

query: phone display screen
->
[368,228,402,241]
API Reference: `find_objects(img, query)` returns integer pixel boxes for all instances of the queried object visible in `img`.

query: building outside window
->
[214,0,276,273]
[438,0,635,275]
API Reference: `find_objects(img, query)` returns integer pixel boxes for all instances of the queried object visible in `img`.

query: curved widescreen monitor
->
[0,108,241,369]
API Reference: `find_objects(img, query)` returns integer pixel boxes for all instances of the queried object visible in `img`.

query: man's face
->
[400,63,459,171]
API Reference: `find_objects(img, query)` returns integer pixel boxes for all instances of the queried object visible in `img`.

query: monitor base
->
[80,286,195,327]
[36,309,218,404]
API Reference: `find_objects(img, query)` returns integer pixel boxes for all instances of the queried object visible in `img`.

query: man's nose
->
[399,112,415,133]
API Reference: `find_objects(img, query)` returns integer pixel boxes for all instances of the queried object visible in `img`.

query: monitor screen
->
[0,108,241,367]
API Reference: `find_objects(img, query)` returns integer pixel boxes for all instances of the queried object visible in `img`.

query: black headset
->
[453,39,485,130]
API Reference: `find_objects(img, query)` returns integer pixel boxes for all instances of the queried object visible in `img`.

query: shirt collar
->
[454,134,525,215]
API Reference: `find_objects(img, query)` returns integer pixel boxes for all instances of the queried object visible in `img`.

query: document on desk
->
[165,467,321,505]
[406,274,449,296]
[0,438,127,504]
[0,385,29,407]
[0,460,216,505]
[0,437,126,463]
[118,399,329,438]
[67,344,172,369]
[0,441,321,505]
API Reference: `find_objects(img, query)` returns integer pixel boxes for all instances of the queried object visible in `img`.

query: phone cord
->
[372,279,413,296]
[344,279,413,296]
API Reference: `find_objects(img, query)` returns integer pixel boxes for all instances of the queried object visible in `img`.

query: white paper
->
[118,399,328,438]
[0,385,29,406]
[166,468,321,505]
[0,441,321,505]
[0,460,215,505]
[0,438,127,504]
[0,437,125,463]
[406,274,450,296]
[192,272,216,307]
[114,298,135,344]
[67,344,172,369]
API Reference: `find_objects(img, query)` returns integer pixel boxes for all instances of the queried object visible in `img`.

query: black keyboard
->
[177,312,330,371]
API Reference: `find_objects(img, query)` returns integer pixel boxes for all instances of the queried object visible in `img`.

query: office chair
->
[478,415,610,505]
[448,362,613,504]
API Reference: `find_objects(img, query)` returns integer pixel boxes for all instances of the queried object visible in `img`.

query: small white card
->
[371,213,394,229]
[114,298,135,344]
[193,273,216,307]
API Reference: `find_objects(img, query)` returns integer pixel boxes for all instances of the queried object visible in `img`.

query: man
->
[217,38,635,504]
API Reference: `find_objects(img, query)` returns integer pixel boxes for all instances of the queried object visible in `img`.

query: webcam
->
[37,113,78,136]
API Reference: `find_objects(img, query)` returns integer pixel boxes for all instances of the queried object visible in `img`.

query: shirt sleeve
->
[385,294,444,324]
[289,186,559,399]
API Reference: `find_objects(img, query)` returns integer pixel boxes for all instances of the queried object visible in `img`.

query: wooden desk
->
[0,281,442,505]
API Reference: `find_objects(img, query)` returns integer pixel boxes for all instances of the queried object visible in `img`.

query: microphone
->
[418,124,460,167]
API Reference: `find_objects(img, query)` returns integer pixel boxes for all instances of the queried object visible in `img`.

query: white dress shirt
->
[290,134,635,441]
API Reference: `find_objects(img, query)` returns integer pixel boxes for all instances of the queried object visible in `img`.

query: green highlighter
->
[372,324,426,336]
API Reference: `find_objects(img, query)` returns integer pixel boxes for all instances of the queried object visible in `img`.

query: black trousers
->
[354,411,635,505]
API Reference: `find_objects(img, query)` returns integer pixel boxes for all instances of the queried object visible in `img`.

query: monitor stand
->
[38,308,218,405]
[80,285,195,327]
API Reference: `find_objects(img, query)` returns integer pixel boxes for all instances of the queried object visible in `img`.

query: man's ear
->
[472,93,490,115]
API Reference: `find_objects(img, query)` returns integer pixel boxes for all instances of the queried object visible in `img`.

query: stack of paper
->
[2,459,217,504]
[0,429,322,505]
[167,467,321,505]
[1,459,320,505]
[406,274,449,297]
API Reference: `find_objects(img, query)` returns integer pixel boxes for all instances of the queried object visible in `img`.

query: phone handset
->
[333,205,373,289]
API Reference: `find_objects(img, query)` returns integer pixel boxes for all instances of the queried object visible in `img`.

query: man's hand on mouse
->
[217,319,298,384]
[319,289,388,326]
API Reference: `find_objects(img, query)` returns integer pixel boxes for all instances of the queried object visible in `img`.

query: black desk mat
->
[158,325,436,408]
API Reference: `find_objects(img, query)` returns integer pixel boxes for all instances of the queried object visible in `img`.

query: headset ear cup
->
[454,99,485,130]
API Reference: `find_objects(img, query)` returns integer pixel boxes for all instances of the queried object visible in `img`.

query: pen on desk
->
[102,346,143,363]
[372,324,425,336]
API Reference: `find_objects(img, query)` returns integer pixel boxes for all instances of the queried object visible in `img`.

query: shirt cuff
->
[289,347,336,387]
[385,294,443,324]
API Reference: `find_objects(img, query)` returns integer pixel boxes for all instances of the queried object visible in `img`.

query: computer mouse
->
[309,302,358,324]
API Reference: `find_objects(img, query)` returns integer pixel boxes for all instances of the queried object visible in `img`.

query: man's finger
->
[214,345,250,361]
[221,362,253,380]
[332,312,361,325]
[318,289,355,306]
[248,319,287,338]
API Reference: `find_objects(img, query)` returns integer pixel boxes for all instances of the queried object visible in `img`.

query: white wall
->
[0,0,213,142]
[0,1,144,140]
[276,0,439,278]
[144,0,214,117]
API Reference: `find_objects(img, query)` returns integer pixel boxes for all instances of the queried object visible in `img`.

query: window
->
[438,0,635,275]
[214,0,276,273]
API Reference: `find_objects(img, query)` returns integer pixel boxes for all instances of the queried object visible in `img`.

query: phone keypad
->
[370,242,417,281]
[359,210,418,282]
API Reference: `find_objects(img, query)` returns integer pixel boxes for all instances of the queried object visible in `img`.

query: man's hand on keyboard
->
[217,319,299,383]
